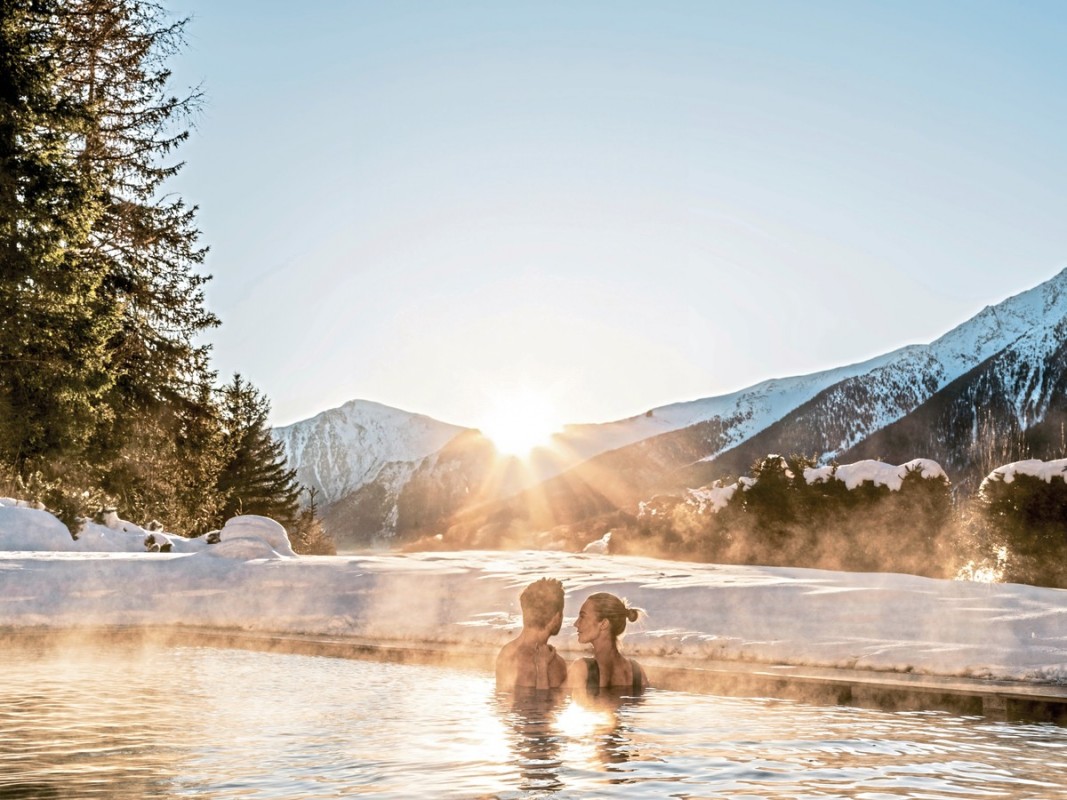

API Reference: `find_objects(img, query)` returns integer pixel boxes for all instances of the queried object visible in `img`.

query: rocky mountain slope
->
[273,399,469,503]
[841,312,1067,493]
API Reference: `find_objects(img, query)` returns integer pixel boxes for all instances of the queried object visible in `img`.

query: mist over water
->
[2,643,1065,799]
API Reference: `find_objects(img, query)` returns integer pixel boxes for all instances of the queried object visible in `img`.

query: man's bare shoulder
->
[547,648,568,687]
[496,637,523,664]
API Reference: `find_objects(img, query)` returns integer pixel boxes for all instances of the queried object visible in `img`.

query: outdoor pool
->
[2,642,1065,798]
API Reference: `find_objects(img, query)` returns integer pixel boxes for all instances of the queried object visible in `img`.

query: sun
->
[478,390,561,457]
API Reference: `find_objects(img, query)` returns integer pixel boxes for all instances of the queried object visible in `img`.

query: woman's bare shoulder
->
[565,656,590,687]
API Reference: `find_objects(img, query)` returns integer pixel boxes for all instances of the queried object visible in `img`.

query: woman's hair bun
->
[626,607,639,622]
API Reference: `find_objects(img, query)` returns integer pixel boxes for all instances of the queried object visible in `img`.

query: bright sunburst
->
[478,389,561,457]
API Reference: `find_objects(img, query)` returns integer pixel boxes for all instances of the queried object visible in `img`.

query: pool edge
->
[4,624,1066,724]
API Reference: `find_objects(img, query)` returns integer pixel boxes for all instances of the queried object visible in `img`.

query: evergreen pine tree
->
[1,0,227,530]
[49,0,220,479]
[979,470,1067,587]
[215,374,302,531]
[291,486,336,556]
[57,0,225,528]
[0,0,122,523]
[2,0,331,541]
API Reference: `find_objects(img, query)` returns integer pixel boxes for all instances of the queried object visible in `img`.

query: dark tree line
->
[0,0,330,552]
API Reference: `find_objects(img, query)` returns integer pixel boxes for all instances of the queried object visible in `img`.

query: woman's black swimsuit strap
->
[630,659,645,692]
[584,657,598,691]
[583,657,644,694]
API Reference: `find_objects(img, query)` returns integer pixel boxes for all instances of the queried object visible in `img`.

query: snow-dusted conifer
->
[215,374,302,532]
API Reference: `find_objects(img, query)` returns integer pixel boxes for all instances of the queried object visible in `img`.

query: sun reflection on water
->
[557,697,616,768]
[557,697,615,738]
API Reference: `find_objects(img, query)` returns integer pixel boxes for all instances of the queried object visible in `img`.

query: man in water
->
[495,577,567,690]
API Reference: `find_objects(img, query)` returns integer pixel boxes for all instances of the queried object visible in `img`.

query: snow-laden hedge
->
[632,455,954,578]
[975,458,1067,587]
[628,454,1067,586]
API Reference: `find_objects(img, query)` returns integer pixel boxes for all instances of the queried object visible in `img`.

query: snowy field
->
[1,501,1065,686]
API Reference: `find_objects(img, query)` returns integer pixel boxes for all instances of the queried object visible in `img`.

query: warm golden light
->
[556,698,617,767]
[555,699,612,738]
[478,389,561,457]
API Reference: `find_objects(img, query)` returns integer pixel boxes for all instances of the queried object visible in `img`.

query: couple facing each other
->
[496,577,648,693]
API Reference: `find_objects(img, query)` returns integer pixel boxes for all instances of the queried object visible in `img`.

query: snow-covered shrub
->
[977,459,1067,587]
[11,469,108,536]
[630,494,704,556]
[628,454,955,577]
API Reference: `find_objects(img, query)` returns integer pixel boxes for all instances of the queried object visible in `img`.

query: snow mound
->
[0,506,81,551]
[582,531,612,554]
[0,502,294,558]
[197,536,285,560]
[981,458,1067,490]
[219,515,295,557]
[805,458,947,490]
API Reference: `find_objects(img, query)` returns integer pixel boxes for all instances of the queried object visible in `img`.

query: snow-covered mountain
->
[541,270,1066,475]
[545,349,904,470]
[273,401,521,546]
[671,268,1067,489]
[275,268,1067,548]
[272,399,469,503]
[841,293,1067,492]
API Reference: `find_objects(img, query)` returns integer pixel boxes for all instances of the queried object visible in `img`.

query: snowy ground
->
[1,502,1065,685]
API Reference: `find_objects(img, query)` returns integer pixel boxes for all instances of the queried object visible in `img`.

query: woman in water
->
[567,592,648,693]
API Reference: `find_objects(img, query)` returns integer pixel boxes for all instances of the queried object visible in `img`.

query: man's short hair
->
[519,578,564,629]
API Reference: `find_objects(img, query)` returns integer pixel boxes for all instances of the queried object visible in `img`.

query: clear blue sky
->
[168,0,1067,432]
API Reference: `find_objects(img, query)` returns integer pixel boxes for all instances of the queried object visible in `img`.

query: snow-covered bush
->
[976,459,1067,587]
[627,454,955,577]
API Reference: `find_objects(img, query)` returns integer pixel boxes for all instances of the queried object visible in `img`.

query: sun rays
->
[477,388,563,458]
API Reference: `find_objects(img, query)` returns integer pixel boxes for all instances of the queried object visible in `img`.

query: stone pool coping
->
[6,624,1067,724]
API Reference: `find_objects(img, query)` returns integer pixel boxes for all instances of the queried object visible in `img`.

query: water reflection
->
[0,644,195,799]
[3,643,1066,799]
[567,687,647,772]
[496,685,649,791]
[496,688,567,791]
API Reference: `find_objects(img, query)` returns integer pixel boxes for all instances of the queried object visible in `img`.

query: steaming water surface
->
[1,643,1065,798]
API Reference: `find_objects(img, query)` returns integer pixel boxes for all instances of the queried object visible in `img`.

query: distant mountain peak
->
[273,399,469,503]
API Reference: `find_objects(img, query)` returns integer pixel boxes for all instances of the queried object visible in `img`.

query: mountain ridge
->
[274,267,1067,548]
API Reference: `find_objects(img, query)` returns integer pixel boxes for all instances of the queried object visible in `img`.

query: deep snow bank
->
[1,502,1065,685]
